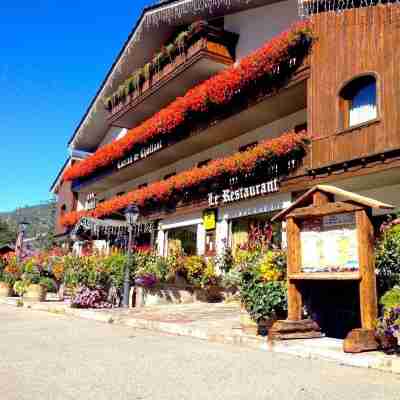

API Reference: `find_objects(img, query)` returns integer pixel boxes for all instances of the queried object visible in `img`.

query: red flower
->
[60,131,310,227]
[62,22,313,182]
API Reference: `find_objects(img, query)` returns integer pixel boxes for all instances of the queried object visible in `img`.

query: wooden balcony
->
[107,23,239,129]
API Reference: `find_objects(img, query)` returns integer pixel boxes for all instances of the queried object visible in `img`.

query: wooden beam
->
[289,272,361,281]
[287,201,363,219]
[312,190,333,206]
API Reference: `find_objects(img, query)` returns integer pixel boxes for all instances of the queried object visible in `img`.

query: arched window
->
[339,75,377,129]
[60,204,67,216]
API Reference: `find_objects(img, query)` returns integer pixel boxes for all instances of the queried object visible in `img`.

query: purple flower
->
[135,273,157,287]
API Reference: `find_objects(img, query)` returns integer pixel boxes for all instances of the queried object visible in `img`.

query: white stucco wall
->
[224,0,300,60]
[99,127,127,148]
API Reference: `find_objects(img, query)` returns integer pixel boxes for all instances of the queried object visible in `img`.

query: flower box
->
[24,284,47,302]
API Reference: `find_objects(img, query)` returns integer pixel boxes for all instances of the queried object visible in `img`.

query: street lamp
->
[16,220,30,262]
[123,204,140,308]
[18,220,30,233]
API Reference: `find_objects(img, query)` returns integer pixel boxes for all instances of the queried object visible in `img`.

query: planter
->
[376,334,398,352]
[195,285,223,303]
[240,304,258,335]
[239,304,276,336]
[0,282,12,297]
[24,284,47,302]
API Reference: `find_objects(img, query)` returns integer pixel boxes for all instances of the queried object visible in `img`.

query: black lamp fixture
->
[124,204,140,226]
[18,220,30,233]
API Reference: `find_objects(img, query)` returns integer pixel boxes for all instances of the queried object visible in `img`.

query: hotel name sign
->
[117,141,163,170]
[207,178,279,207]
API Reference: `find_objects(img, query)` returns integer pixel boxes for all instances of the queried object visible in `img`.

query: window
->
[339,75,377,129]
[167,225,197,256]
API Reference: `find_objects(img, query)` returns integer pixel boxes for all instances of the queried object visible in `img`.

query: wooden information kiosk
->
[270,185,394,352]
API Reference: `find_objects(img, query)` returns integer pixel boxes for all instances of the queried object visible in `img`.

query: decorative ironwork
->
[298,0,400,18]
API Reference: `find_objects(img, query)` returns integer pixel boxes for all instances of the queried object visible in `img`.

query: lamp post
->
[16,220,30,263]
[123,204,140,308]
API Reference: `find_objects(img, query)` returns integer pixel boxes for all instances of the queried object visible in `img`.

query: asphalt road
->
[1,305,400,400]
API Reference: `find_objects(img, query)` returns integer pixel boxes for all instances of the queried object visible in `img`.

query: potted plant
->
[375,286,400,352]
[24,276,48,302]
[0,272,13,297]
[13,280,29,306]
[237,247,287,335]
[199,260,222,302]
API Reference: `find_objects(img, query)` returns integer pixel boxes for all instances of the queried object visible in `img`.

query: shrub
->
[376,225,400,292]
[184,256,207,287]
[240,280,287,322]
[237,249,288,322]
[380,287,400,310]
[376,307,400,345]
[134,273,158,288]
[39,277,57,292]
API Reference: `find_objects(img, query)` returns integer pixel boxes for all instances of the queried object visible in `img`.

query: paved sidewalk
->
[1,297,399,375]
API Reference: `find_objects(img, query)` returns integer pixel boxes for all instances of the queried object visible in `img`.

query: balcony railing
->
[298,0,399,17]
[105,21,239,128]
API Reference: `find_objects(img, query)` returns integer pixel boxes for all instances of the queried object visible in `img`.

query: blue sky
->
[0,1,152,212]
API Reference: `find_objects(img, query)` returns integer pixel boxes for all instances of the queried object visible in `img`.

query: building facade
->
[53,0,400,261]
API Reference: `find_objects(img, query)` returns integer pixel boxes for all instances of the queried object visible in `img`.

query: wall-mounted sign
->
[207,178,279,207]
[300,212,359,273]
[117,140,163,170]
[203,209,216,231]
[85,192,97,211]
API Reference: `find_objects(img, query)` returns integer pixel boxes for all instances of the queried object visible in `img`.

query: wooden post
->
[343,208,379,353]
[287,217,302,321]
[356,209,378,329]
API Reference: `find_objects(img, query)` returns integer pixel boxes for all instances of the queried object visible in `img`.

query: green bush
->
[39,277,57,292]
[380,287,400,310]
[240,280,287,322]
[376,225,400,292]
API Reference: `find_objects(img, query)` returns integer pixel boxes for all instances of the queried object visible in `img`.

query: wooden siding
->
[309,5,400,169]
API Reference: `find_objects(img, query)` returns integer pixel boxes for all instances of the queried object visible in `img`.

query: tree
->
[0,219,17,247]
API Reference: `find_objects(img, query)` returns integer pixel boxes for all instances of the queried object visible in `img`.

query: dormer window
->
[339,75,377,129]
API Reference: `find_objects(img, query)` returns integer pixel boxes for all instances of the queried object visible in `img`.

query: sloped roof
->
[272,185,395,221]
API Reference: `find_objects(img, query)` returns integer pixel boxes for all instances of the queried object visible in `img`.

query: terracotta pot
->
[24,284,47,302]
[0,282,12,297]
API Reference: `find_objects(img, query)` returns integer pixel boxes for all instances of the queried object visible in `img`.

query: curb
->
[1,299,398,375]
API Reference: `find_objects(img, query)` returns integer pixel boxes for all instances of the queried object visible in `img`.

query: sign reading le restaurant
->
[117,141,163,170]
[208,178,279,207]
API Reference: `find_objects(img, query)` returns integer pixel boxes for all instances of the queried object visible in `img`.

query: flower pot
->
[0,282,12,297]
[376,334,398,352]
[240,305,258,335]
[257,317,276,337]
[24,284,47,302]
